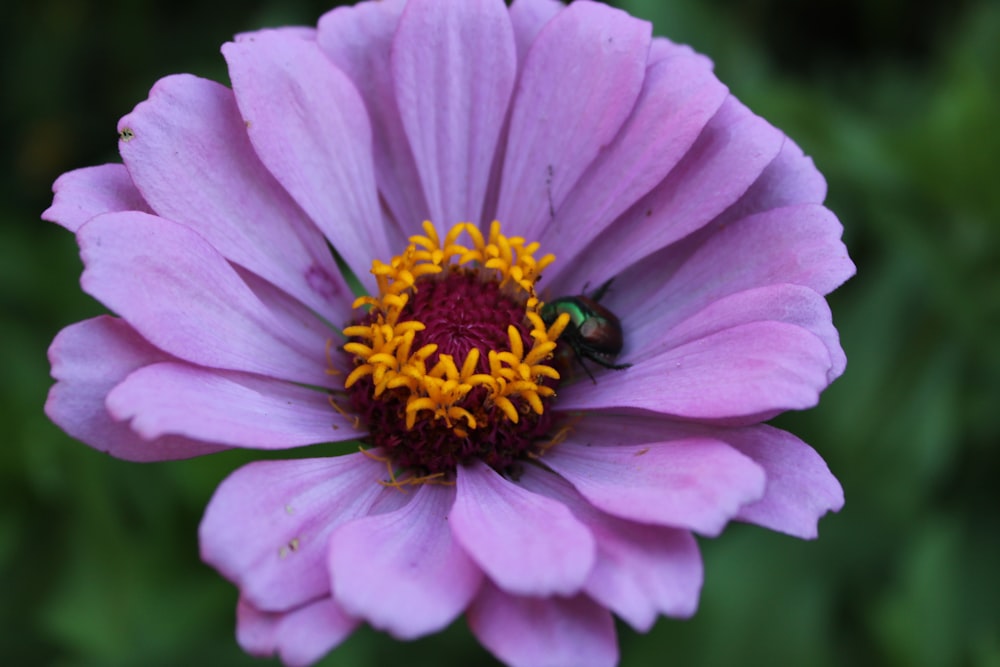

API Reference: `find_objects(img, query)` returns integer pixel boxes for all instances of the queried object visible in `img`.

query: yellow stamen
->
[342,221,564,436]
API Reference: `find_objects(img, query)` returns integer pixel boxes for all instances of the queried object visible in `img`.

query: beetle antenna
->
[590,278,615,302]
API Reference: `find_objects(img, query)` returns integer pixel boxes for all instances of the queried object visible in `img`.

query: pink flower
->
[43,1,854,666]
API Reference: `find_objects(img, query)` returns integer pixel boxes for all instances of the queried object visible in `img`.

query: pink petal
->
[45,316,224,461]
[235,26,317,43]
[538,51,728,277]
[42,164,150,232]
[629,284,846,384]
[199,454,396,612]
[542,438,765,537]
[449,461,594,596]
[559,320,833,421]
[552,95,784,293]
[329,484,482,639]
[615,204,853,333]
[117,74,351,317]
[106,362,363,448]
[496,1,651,240]
[237,596,358,667]
[714,135,829,225]
[317,0,425,237]
[236,267,343,351]
[509,0,564,63]
[392,0,516,226]
[550,415,844,540]
[468,582,618,667]
[520,467,703,631]
[223,32,390,287]
[649,36,708,66]
[77,212,329,386]
[726,425,844,538]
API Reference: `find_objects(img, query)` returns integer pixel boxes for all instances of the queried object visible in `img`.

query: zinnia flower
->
[44,0,855,665]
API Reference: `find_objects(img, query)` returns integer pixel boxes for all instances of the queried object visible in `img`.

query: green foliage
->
[2,0,998,665]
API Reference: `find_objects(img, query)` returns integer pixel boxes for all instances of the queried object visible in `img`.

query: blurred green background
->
[2,0,998,665]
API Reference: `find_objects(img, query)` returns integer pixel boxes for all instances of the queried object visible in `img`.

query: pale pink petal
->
[509,0,563,63]
[649,36,707,65]
[542,438,765,537]
[540,414,844,538]
[235,267,342,352]
[117,74,351,316]
[558,320,832,421]
[392,0,516,226]
[317,0,424,237]
[329,484,482,639]
[496,1,651,240]
[106,362,363,448]
[45,316,224,461]
[200,454,397,612]
[468,582,618,667]
[42,164,150,232]
[537,51,728,273]
[612,204,853,335]
[552,95,784,292]
[77,212,329,386]
[236,596,358,667]
[234,26,317,43]
[628,284,846,383]
[726,425,844,538]
[449,461,594,596]
[714,135,829,225]
[222,32,390,287]
[521,467,702,631]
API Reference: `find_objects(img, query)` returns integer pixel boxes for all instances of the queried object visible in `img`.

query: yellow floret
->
[341,221,568,436]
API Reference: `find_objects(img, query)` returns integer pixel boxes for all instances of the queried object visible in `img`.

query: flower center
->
[341,222,570,482]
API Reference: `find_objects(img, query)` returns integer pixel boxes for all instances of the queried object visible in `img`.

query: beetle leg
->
[570,342,599,384]
[589,357,632,371]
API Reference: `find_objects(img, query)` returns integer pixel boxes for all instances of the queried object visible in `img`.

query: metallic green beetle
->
[540,279,631,381]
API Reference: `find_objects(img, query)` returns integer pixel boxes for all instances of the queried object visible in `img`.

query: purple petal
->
[329,484,482,639]
[237,596,358,667]
[77,212,329,386]
[521,467,702,631]
[317,0,424,238]
[614,204,853,333]
[392,0,516,226]
[42,164,150,232]
[106,362,363,448]
[236,267,343,351]
[726,425,844,538]
[468,582,618,667]
[542,438,765,536]
[449,461,594,596]
[509,0,564,63]
[553,95,784,292]
[715,135,829,225]
[496,1,651,240]
[538,50,728,276]
[223,32,390,287]
[551,415,844,539]
[200,454,395,611]
[629,284,846,384]
[559,320,832,421]
[649,36,708,66]
[117,74,351,316]
[235,26,317,44]
[45,316,224,461]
